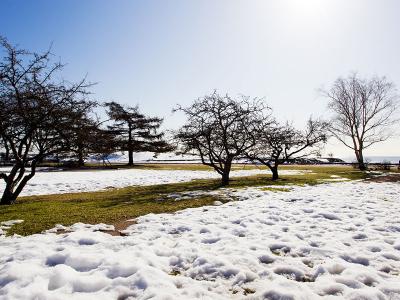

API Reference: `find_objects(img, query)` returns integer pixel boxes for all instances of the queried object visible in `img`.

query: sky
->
[1,0,399,158]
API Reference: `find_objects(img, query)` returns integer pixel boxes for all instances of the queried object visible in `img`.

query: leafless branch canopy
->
[245,118,328,179]
[323,73,399,169]
[0,37,94,203]
[174,91,271,185]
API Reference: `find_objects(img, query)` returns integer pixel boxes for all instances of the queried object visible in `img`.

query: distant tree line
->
[0,38,399,204]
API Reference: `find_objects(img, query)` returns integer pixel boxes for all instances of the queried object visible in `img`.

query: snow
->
[0,220,24,236]
[1,181,400,299]
[0,167,306,196]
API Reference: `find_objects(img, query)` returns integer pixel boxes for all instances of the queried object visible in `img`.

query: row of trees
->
[0,38,170,204]
[174,92,328,184]
[174,73,399,185]
[1,37,399,204]
[57,101,171,168]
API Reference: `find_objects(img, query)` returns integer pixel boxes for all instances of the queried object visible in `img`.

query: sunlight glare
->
[286,0,326,17]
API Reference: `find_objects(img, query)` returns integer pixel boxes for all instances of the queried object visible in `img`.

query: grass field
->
[0,164,379,236]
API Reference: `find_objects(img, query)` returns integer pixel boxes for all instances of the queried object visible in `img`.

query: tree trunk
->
[77,149,85,167]
[37,145,45,164]
[1,171,18,205]
[128,150,134,166]
[0,184,17,205]
[221,172,230,186]
[127,123,134,166]
[264,160,280,181]
[271,165,279,180]
[0,162,37,205]
[355,149,366,170]
[1,165,18,205]
[220,159,232,186]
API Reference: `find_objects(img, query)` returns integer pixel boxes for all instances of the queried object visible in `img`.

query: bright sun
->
[287,0,326,16]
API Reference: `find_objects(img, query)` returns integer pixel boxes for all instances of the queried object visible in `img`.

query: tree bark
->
[1,163,37,205]
[77,148,85,167]
[127,123,134,166]
[220,159,232,186]
[355,149,366,170]
[1,174,17,205]
[128,150,134,166]
[271,165,279,180]
[221,172,230,186]
[0,184,16,205]
[263,160,280,181]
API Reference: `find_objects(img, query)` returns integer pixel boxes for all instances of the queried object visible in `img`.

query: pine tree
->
[105,101,171,166]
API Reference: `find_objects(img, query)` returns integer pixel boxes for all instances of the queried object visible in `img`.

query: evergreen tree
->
[105,101,171,166]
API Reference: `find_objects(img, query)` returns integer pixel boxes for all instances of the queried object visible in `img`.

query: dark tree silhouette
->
[0,37,92,204]
[66,110,103,167]
[323,73,399,170]
[246,119,328,180]
[87,128,118,166]
[174,91,270,186]
[105,101,171,166]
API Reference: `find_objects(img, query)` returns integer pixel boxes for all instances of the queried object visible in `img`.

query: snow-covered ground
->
[0,167,306,196]
[1,181,400,299]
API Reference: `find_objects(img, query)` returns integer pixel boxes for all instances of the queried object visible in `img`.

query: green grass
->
[0,165,376,236]
[0,181,225,236]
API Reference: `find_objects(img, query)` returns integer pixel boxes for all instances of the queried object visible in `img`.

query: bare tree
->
[105,101,171,166]
[323,73,399,170]
[246,119,328,180]
[88,128,118,166]
[0,37,92,204]
[174,91,270,186]
[65,110,104,167]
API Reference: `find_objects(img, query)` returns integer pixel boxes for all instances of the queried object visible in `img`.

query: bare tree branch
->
[174,91,271,185]
[322,73,399,170]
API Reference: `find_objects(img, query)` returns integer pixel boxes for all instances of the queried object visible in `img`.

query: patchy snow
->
[0,220,24,236]
[1,181,400,299]
[0,167,306,197]
[321,175,350,182]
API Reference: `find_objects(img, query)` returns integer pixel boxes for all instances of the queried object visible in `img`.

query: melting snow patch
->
[0,181,400,299]
[0,219,23,236]
[0,168,308,196]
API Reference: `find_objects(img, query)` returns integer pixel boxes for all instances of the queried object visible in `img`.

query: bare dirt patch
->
[365,173,400,183]
[55,219,137,236]
[101,219,137,236]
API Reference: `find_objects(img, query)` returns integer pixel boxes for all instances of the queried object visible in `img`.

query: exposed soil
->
[100,219,137,236]
[365,173,400,183]
[55,219,137,236]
